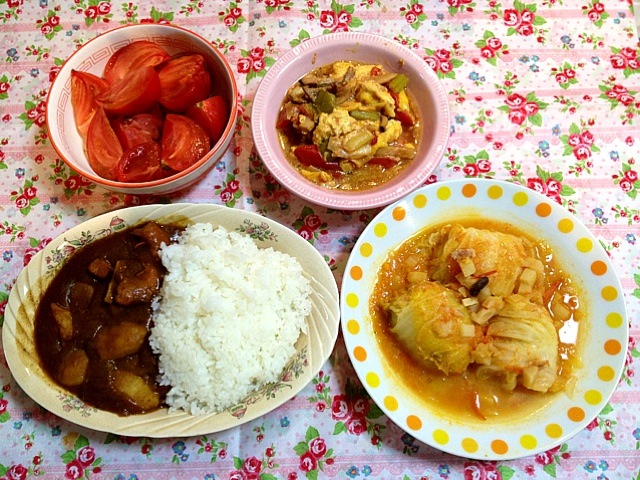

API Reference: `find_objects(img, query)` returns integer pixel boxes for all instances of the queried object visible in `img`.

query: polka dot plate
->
[340,179,628,460]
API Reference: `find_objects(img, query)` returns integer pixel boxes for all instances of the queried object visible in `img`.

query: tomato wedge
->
[186,96,228,145]
[103,40,170,84]
[115,142,165,183]
[86,107,123,180]
[112,113,163,151]
[294,144,341,170]
[161,114,210,172]
[95,66,161,117]
[70,70,110,138]
[157,54,211,112]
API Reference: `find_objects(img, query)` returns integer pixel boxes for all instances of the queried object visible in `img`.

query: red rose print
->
[620,47,636,59]
[65,459,84,480]
[319,10,337,28]
[507,108,527,125]
[331,394,352,420]
[308,437,327,458]
[219,188,233,203]
[411,3,424,14]
[477,159,492,173]
[242,456,262,479]
[505,93,526,107]
[40,22,53,35]
[523,102,539,116]
[546,178,562,194]
[481,46,496,58]
[405,11,418,23]
[435,48,451,60]
[7,464,28,480]
[463,163,479,176]
[97,2,110,14]
[625,169,638,182]
[15,194,29,209]
[77,446,96,468]
[619,93,634,106]
[588,10,600,22]
[503,8,521,26]
[337,10,351,25]
[593,1,605,12]
[237,58,253,74]
[610,54,628,69]
[305,214,322,230]
[463,461,501,480]
[573,145,592,160]
[520,8,534,23]
[227,179,240,191]
[297,225,314,240]
[299,451,317,472]
[84,6,98,18]
[580,131,594,145]
[619,178,633,192]
[0,398,8,414]
[224,14,237,27]
[229,471,246,480]
[486,37,502,50]
[424,56,440,71]
[439,61,453,73]
[0,82,10,93]
[252,58,265,71]
[567,133,582,146]
[517,23,534,36]
[346,416,367,435]
[250,47,265,60]
[555,72,568,84]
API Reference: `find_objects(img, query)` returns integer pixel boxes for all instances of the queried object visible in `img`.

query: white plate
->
[3,204,340,437]
[340,179,628,460]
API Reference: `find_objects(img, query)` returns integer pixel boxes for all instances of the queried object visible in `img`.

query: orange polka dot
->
[461,438,479,453]
[350,265,363,281]
[491,439,509,455]
[604,339,622,355]
[545,423,563,439]
[462,183,477,198]
[487,185,503,199]
[406,415,422,431]
[568,406,585,422]
[536,203,552,217]
[601,286,618,302]
[598,365,615,382]
[353,346,367,362]
[590,260,607,276]
[392,206,406,221]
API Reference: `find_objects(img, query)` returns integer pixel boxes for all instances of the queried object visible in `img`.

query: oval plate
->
[340,179,628,460]
[3,204,340,437]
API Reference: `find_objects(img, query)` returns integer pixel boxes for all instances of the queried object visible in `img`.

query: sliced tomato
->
[103,40,170,84]
[186,95,228,145]
[368,157,399,169]
[157,54,211,112]
[70,70,110,138]
[86,107,123,180]
[294,144,341,170]
[160,114,210,172]
[95,66,161,117]
[112,113,163,151]
[115,142,165,183]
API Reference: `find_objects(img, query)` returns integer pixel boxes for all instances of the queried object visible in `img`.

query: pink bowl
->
[46,24,238,195]
[251,32,451,210]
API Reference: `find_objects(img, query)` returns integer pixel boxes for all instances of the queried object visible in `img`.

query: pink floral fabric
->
[0,1,639,479]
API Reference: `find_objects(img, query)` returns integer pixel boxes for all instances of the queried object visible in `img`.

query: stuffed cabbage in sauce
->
[276,61,421,191]
[371,219,582,421]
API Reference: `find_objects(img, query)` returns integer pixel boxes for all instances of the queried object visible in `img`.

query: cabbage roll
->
[473,294,558,392]
[388,281,479,374]
[425,224,545,301]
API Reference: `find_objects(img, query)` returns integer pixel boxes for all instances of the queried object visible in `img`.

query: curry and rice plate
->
[34,221,311,416]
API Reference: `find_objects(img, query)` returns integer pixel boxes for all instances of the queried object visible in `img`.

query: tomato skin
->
[112,113,163,151]
[103,40,170,84]
[86,107,123,180]
[368,157,398,169]
[294,144,341,170]
[161,114,211,172]
[157,54,211,112]
[115,142,165,183]
[70,70,110,138]
[96,66,161,117]
[186,96,228,145]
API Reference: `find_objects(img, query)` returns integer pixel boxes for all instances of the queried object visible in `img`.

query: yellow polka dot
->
[568,406,585,422]
[536,203,552,217]
[359,242,373,257]
[353,346,367,362]
[406,415,422,431]
[345,293,359,308]
[546,423,563,439]
[487,185,503,199]
[392,206,406,221]
[433,429,449,445]
[365,372,380,388]
[576,237,593,253]
[585,390,602,405]
[437,186,451,201]
[604,339,622,355]
[346,319,360,335]
[350,265,363,281]
[513,191,529,207]
[591,260,607,276]
[491,439,509,455]
[598,365,615,382]
[520,435,537,450]
[461,438,479,454]
[601,286,618,302]
[606,312,623,329]
[558,218,574,234]
[384,396,398,411]
[462,183,477,198]
[413,194,427,208]
[373,223,387,238]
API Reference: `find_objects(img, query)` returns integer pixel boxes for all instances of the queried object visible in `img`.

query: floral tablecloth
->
[1,1,639,479]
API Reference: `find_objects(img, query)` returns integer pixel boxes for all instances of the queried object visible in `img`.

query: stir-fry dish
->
[370,219,583,421]
[276,61,421,191]
[34,222,182,415]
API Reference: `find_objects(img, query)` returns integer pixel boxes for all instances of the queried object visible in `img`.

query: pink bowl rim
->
[45,23,238,190]
[252,32,451,210]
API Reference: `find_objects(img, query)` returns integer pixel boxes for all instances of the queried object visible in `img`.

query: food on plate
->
[276,61,421,191]
[371,219,582,421]
[69,40,229,183]
[149,223,311,415]
[34,221,311,416]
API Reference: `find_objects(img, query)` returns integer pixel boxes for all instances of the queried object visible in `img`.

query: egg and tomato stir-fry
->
[277,61,421,191]
[70,41,228,183]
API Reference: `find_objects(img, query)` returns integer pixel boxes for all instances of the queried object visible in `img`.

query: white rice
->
[148,223,311,415]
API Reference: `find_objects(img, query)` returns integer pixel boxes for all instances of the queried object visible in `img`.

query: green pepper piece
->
[349,110,381,121]
[315,89,336,114]
[387,73,409,94]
